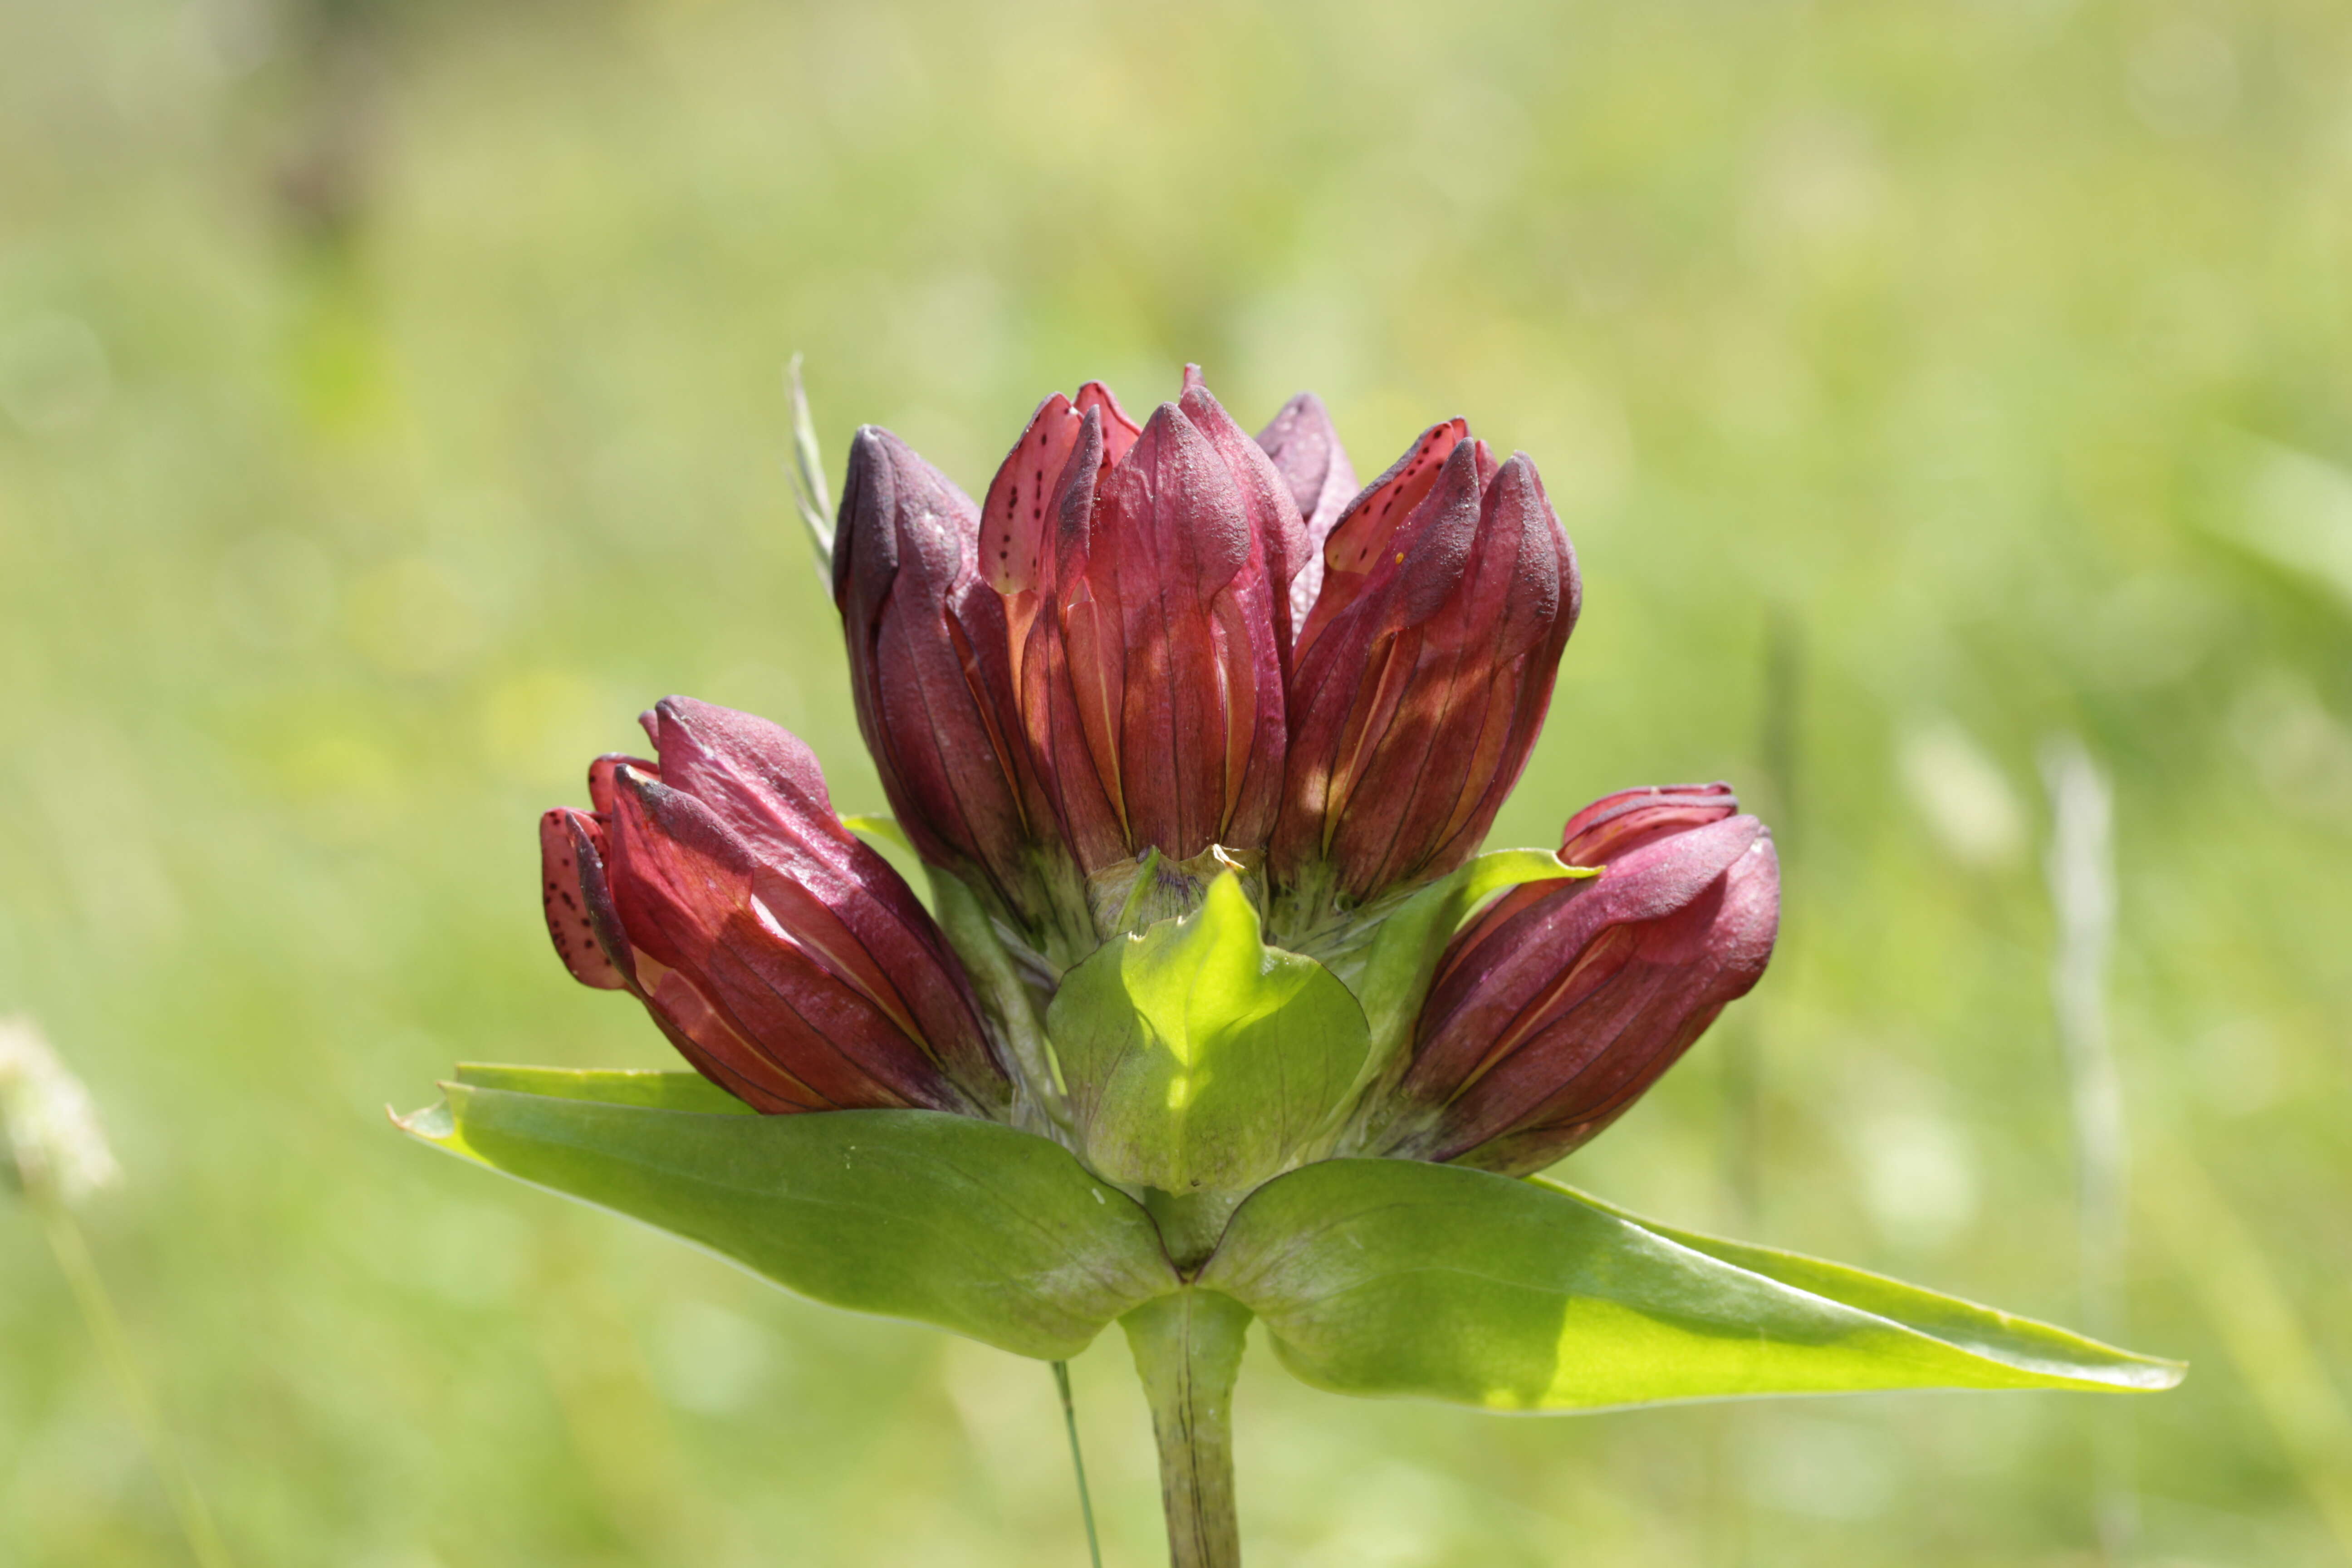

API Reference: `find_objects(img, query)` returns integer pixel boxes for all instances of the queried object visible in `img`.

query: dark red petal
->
[1558,784,1741,867]
[1294,417,1470,660]
[837,426,1075,942]
[1387,439,1487,627]
[1451,455,1563,661]
[692,899,949,1111]
[1318,453,1573,893]
[1430,832,1780,1172]
[1255,392,1359,539]
[539,808,630,990]
[599,764,760,978]
[1279,441,1482,886]
[979,394,1088,598]
[1096,401,1252,595]
[1273,442,1579,902]
[1409,814,1766,1099]
[650,700,1009,1104]
[1019,621,1128,874]
[587,753,651,817]
[1178,369,1310,664]
[601,765,990,1115]
[1455,783,1743,952]
[1075,381,1141,470]
[1084,400,1286,858]
[649,697,839,846]
[637,958,837,1112]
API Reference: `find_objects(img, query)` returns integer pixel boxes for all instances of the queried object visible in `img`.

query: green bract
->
[1047,872,1369,1198]
[1333,846,1596,1093]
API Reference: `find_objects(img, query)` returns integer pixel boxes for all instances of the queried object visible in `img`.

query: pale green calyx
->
[1046,871,1369,1207]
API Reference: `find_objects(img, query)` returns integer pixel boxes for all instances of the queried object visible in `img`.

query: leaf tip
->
[2119,1355,2189,1392]
[389,1098,456,1144]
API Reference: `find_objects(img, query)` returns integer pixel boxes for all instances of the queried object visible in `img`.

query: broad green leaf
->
[1546,1182,2173,1383]
[1202,1157,2183,1411]
[1046,872,1370,1195]
[397,1081,1176,1358]
[451,1063,753,1114]
[1343,848,1594,1069]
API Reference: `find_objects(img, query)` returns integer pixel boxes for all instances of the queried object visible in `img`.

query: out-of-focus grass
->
[3,1,2349,1563]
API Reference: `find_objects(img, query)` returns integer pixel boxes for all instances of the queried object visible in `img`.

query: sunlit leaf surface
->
[1047,873,1369,1194]
[398,1076,1176,1359]
[1205,1158,2183,1410]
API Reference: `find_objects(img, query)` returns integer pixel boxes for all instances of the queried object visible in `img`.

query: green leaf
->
[923,866,1067,1131]
[785,351,834,579]
[1344,848,1593,1068]
[396,1078,1176,1359]
[1046,872,1370,1195]
[1202,1157,2183,1410]
[451,1063,754,1114]
[839,813,911,853]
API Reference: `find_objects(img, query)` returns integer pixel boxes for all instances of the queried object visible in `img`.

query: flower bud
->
[1272,424,1579,923]
[1254,391,1358,635]
[834,426,1094,966]
[539,697,1009,1117]
[982,369,1293,904]
[1382,788,1778,1176]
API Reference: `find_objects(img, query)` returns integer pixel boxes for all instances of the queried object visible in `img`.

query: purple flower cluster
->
[539,370,1777,1177]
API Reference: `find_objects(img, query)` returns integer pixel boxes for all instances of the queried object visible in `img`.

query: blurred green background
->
[5,0,2350,1563]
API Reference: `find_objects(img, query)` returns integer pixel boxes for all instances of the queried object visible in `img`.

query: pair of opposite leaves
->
[400,844,2177,1411]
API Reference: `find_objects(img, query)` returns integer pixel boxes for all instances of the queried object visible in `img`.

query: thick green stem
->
[1122,1289,1252,1568]
[1140,1186,1245,1273]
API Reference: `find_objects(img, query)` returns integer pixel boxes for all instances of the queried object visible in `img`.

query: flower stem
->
[1122,1289,1252,1568]
[2043,739,2136,1562]
[33,1189,235,1568]
[1050,1361,1103,1568]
